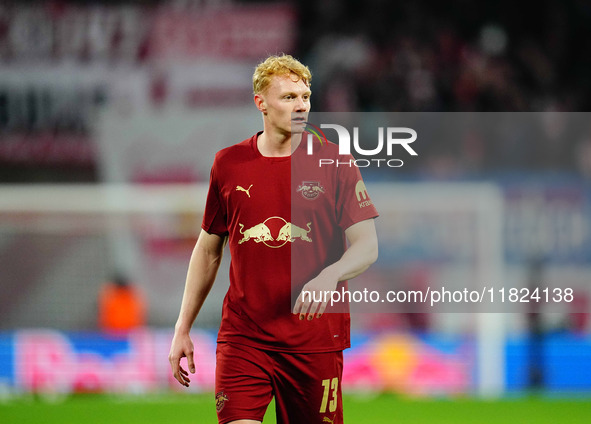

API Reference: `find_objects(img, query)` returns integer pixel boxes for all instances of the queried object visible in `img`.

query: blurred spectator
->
[575,134,591,179]
[526,258,545,390]
[98,273,147,334]
[568,292,590,334]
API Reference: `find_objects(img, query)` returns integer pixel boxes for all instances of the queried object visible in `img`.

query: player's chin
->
[290,121,307,134]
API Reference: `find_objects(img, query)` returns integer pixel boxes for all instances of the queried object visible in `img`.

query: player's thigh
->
[272,350,344,424]
[215,342,274,424]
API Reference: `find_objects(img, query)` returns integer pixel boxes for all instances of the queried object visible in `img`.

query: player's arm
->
[169,229,226,387]
[335,218,379,280]
[293,218,378,320]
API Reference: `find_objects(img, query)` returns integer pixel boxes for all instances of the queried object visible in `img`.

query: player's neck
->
[257,131,302,157]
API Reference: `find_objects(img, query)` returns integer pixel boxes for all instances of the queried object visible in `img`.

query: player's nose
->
[294,96,308,112]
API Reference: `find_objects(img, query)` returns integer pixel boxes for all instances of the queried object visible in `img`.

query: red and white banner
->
[0,3,295,64]
[0,134,95,166]
[150,5,295,61]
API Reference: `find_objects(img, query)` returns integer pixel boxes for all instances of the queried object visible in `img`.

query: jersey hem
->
[219,415,265,424]
[216,337,350,354]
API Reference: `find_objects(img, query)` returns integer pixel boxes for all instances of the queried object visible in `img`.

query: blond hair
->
[253,54,312,94]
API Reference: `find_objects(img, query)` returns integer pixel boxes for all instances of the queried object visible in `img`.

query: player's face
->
[256,74,311,136]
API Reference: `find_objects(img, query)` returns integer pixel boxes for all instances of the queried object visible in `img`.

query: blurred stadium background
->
[1,0,591,422]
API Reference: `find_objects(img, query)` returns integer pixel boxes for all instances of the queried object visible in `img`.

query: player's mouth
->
[291,117,306,123]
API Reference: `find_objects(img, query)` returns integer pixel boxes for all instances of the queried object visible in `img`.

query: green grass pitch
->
[1,393,590,423]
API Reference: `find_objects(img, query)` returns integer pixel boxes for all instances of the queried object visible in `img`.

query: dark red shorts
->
[215,342,343,424]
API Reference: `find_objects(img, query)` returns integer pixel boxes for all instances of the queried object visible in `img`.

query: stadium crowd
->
[294,0,591,177]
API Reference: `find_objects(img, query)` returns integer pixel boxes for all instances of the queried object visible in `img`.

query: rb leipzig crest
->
[297,181,325,200]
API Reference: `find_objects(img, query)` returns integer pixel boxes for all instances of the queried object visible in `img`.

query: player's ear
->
[254,94,267,114]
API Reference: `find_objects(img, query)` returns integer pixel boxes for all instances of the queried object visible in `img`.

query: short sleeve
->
[201,160,228,236]
[335,156,379,230]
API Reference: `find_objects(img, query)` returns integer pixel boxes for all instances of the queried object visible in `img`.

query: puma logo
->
[323,416,335,424]
[236,184,253,197]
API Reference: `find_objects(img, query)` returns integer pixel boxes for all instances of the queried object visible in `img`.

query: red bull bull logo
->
[237,217,312,248]
[238,222,274,244]
[276,222,312,242]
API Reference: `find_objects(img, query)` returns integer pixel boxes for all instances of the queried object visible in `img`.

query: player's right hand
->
[168,332,195,387]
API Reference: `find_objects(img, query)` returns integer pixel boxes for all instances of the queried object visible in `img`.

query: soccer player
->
[169,54,378,424]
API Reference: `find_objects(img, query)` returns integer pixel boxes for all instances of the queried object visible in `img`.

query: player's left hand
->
[293,267,339,321]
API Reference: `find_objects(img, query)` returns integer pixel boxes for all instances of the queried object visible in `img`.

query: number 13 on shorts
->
[319,377,339,413]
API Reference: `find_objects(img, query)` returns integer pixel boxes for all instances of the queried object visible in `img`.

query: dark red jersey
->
[202,132,378,352]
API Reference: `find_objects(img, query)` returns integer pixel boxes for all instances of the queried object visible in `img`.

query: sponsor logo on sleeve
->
[355,180,373,208]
